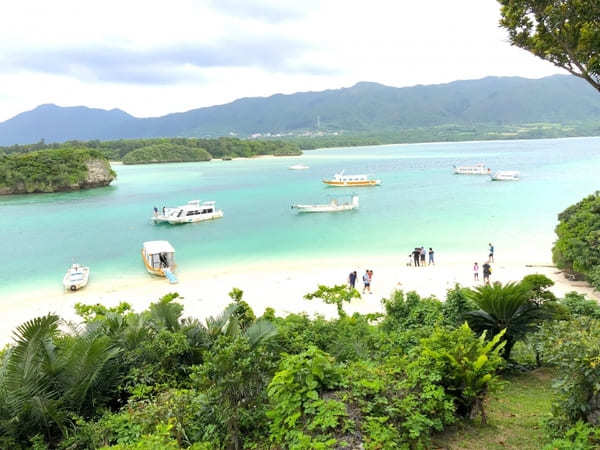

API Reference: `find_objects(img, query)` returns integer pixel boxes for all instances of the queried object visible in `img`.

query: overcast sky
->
[0,0,565,121]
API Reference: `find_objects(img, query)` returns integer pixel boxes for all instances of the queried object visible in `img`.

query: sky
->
[0,0,566,122]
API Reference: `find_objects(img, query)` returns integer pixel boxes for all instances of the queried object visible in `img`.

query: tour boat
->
[141,241,178,283]
[152,200,223,224]
[289,164,309,170]
[453,163,491,175]
[63,264,90,291]
[491,170,520,181]
[292,195,359,213]
[322,171,381,187]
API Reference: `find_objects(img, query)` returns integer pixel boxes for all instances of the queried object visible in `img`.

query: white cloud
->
[0,0,566,121]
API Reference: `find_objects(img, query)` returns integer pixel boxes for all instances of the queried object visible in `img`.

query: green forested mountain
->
[0,75,599,146]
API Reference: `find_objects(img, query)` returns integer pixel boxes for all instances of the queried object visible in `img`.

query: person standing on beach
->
[420,246,426,266]
[413,248,420,267]
[482,262,491,284]
[368,270,373,293]
[407,253,413,266]
[488,243,494,263]
[428,248,435,266]
[362,270,371,294]
[473,262,479,281]
[348,271,357,289]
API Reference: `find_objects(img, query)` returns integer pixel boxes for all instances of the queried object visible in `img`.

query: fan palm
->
[464,282,552,360]
[0,314,122,443]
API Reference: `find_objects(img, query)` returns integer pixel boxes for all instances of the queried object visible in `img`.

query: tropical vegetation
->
[553,191,600,289]
[1,278,598,449]
[498,0,600,92]
[0,147,115,194]
[1,137,302,163]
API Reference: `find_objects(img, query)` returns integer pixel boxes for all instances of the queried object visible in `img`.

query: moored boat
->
[453,163,491,175]
[289,164,309,170]
[141,241,178,283]
[491,170,520,181]
[152,200,223,224]
[322,171,380,187]
[292,195,359,213]
[63,264,90,291]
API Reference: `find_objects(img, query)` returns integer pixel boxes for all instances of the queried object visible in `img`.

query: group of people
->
[348,269,374,294]
[408,247,435,267]
[473,243,495,284]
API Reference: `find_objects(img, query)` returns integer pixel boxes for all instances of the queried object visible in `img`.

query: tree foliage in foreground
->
[0,278,597,448]
[498,0,600,92]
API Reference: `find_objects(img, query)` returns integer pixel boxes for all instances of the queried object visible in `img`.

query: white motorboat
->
[289,164,309,170]
[491,170,520,181]
[152,200,224,224]
[63,264,90,291]
[453,163,491,175]
[141,240,178,283]
[292,195,359,213]
[323,171,380,187]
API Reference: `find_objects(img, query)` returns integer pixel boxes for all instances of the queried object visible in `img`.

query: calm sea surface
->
[2,137,599,295]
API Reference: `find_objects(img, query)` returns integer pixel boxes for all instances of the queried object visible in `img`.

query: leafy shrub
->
[543,421,600,450]
[540,317,600,428]
[553,192,600,288]
[412,324,505,422]
[267,346,348,449]
[559,292,600,319]
[380,290,443,332]
[443,284,477,327]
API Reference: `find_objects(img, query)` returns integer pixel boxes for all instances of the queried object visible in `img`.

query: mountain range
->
[1,74,599,146]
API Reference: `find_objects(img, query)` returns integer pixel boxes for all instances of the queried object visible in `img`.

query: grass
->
[433,368,554,450]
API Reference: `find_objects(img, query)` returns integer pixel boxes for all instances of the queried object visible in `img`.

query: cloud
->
[207,0,315,23]
[1,36,333,84]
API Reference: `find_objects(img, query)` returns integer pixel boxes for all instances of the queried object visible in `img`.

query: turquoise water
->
[2,136,600,295]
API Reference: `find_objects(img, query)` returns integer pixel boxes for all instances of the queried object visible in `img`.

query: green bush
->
[380,290,444,332]
[541,317,600,428]
[266,346,347,449]
[559,292,600,319]
[412,323,505,422]
[553,192,600,288]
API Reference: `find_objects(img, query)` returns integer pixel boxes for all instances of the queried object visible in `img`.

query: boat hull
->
[63,267,90,291]
[167,210,224,224]
[293,204,357,213]
[322,180,380,187]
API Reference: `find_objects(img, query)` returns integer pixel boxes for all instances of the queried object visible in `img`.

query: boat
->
[289,164,309,170]
[152,200,224,224]
[453,163,491,175]
[141,241,178,283]
[322,171,381,187]
[491,170,520,181]
[63,264,90,291]
[292,195,359,213]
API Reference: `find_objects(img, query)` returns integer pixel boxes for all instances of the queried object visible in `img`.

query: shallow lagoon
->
[2,136,599,295]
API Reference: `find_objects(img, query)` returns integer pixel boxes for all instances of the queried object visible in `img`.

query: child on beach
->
[428,248,435,265]
[473,262,479,281]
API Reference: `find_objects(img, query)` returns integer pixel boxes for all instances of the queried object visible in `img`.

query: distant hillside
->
[1,75,599,146]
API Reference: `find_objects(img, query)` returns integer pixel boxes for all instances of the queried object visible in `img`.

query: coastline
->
[1,249,596,346]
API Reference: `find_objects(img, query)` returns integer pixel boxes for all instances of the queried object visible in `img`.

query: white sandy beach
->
[1,250,597,346]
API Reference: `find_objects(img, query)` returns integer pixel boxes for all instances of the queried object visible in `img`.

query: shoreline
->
[1,250,597,346]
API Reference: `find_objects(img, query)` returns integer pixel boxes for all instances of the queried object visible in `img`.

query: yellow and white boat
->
[322,171,381,187]
[141,241,178,283]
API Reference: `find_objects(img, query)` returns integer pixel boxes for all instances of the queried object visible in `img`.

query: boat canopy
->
[143,240,175,255]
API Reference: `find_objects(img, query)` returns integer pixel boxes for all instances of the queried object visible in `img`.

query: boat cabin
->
[143,241,175,270]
